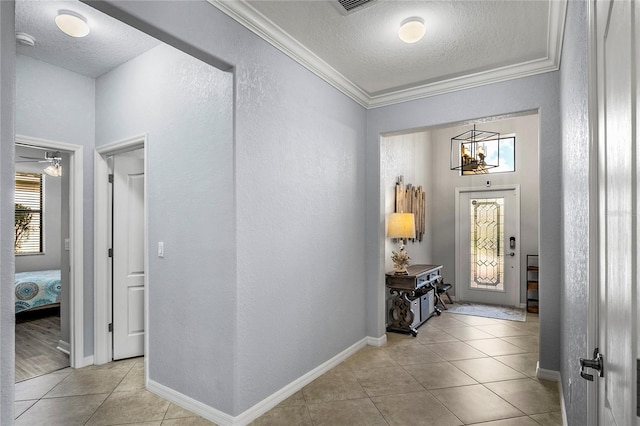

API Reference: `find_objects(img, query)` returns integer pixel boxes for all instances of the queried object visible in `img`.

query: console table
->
[385,264,443,336]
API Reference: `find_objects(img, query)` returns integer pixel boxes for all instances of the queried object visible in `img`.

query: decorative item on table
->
[387,212,416,275]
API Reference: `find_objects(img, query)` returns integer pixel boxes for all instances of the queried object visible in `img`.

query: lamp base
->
[393,266,409,275]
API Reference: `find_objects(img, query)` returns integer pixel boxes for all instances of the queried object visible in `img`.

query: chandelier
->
[450,125,500,174]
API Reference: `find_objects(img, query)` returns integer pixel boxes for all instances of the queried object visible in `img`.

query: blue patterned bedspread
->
[14,270,61,313]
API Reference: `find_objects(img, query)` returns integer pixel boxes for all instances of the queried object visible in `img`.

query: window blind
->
[15,172,43,254]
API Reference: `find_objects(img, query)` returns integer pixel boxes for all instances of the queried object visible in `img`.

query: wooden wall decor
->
[394,176,425,242]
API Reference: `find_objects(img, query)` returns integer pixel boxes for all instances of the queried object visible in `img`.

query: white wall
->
[560,0,590,424]
[430,114,540,303]
[0,1,16,423]
[366,72,562,373]
[15,54,95,356]
[15,145,63,273]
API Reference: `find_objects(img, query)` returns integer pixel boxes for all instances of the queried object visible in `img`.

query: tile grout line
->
[82,360,137,425]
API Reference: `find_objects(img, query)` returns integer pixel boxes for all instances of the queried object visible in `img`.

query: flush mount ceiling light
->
[55,11,90,38]
[398,17,425,44]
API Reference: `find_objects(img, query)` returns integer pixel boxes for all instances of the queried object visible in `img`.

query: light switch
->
[64,238,70,251]
[158,242,164,258]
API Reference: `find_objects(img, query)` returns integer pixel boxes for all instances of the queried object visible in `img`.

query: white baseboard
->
[147,337,370,425]
[57,340,70,355]
[147,379,235,425]
[557,376,568,426]
[366,334,387,347]
[536,362,560,382]
[80,355,94,368]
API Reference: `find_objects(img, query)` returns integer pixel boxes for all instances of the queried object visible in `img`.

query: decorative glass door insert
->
[469,197,504,292]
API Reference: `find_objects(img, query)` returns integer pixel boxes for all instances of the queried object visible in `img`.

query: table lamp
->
[387,212,416,274]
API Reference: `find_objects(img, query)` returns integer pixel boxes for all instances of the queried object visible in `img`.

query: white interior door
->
[457,188,520,307]
[594,0,638,423]
[112,152,145,360]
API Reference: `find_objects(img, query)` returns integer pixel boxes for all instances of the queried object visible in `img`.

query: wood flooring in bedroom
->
[15,307,69,383]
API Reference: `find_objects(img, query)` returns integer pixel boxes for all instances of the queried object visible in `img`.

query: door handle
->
[579,347,604,381]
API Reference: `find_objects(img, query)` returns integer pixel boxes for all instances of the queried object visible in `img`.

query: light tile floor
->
[15,311,562,426]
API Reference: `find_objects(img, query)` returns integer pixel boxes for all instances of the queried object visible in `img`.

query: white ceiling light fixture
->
[398,17,425,44]
[55,10,90,38]
[17,151,63,177]
[43,161,62,177]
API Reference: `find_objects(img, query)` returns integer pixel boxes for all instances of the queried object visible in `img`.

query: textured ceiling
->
[212,0,566,107]
[15,0,160,78]
[247,1,549,95]
[14,0,566,107]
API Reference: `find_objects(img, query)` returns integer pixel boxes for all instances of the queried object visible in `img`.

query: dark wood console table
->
[385,264,443,336]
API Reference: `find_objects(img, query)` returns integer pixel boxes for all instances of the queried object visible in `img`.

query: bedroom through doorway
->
[14,144,71,382]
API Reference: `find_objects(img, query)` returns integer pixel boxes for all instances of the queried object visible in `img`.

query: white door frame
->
[94,134,147,365]
[454,184,521,307]
[15,135,85,368]
[586,0,599,423]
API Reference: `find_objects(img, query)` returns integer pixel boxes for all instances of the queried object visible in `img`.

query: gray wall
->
[381,131,433,272]
[560,0,589,424]
[90,1,368,416]
[16,54,96,356]
[15,145,63,272]
[0,1,15,423]
[0,0,578,421]
[95,44,236,413]
[366,73,562,372]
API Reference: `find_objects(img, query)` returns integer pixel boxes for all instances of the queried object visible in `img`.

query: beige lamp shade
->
[387,213,416,239]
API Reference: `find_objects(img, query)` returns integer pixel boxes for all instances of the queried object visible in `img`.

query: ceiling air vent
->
[334,0,378,15]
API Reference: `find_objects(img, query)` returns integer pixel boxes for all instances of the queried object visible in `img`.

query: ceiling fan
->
[17,151,63,177]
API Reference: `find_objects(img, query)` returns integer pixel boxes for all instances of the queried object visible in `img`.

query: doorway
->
[455,186,521,307]
[111,149,145,360]
[95,136,147,364]
[14,144,69,381]
[14,135,85,372]
[588,0,639,423]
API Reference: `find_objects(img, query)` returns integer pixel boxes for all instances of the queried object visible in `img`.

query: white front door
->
[594,0,638,423]
[456,188,520,307]
[112,152,145,360]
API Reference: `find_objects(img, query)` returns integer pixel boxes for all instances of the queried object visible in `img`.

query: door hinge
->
[108,248,113,258]
[108,174,114,183]
[108,323,113,332]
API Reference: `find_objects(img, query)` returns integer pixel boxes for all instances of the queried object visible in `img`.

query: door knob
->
[579,347,603,381]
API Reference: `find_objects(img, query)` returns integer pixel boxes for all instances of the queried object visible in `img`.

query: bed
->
[14,269,62,314]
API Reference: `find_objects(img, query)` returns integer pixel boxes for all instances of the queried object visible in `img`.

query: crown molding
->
[209,0,567,109]
[208,0,370,108]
